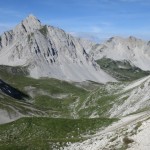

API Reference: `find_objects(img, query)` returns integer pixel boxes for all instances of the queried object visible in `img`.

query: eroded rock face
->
[0,15,115,83]
[90,36,150,71]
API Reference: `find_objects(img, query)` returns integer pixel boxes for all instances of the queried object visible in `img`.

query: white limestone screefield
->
[0,15,116,83]
[109,75,150,117]
[90,36,150,71]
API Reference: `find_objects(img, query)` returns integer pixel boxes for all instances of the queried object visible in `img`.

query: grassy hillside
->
[0,117,117,150]
[0,65,89,118]
[3,64,149,149]
[97,58,150,81]
[0,64,128,119]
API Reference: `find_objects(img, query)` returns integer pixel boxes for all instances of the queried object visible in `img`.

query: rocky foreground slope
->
[65,75,150,150]
[1,72,150,149]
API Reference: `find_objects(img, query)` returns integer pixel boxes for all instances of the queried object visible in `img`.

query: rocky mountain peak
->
[26,14,39,21]
[106,36,124,43]
[128,36,142,43]
[13,14,41,36]
[0,14,115,83]
[129,36,137,40]
[23,14,41,27]
[23,14,41,30]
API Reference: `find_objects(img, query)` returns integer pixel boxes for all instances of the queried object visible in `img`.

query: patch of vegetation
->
[78,83,123,118]
[79,94,119,117]
[118,136,134,150]
[123,136,134,146]
[128,106,150,116]
[0,117,117,150]
[27,33,34,43]
[39,25,48,37]
[134,121,142,132]
[97,58,150,81]
[0,65,29,78]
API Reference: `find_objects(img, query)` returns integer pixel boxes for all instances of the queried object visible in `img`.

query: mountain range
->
[0,15,150,150]
[0,15,115,83]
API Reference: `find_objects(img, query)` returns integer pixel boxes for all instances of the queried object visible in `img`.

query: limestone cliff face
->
[0,15,115,83]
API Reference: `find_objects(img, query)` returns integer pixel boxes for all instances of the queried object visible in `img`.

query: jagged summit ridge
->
[20,14,41,31]
[25,14,40,22]
[0,15,116,83]
[106,36,143,44]
[0,14,41,48]
[13,14,41,37]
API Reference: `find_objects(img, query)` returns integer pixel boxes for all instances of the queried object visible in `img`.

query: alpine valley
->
[0,15,150,150]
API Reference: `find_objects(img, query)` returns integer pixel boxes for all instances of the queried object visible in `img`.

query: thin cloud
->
[0,8,22,17]
[0,23,16,34]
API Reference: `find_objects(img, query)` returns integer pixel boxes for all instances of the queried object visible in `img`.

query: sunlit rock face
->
[0,15,115,83]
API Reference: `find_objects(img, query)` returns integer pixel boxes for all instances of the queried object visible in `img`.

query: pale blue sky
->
[0,0,150,41]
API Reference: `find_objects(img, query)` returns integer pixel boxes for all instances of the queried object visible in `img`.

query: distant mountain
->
[0,15,115,83]
[90,36,150,71]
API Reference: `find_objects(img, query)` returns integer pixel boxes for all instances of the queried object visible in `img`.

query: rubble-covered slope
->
[65,111,150,150]
[64,75,150,149]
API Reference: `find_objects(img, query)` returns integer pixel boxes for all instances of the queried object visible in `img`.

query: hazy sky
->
[0,0,150,41]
